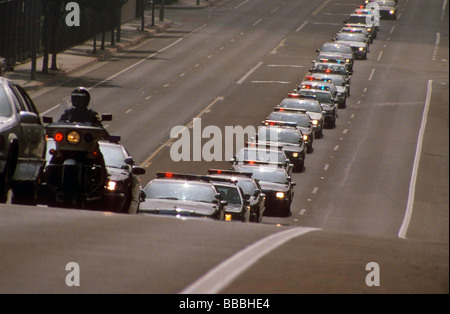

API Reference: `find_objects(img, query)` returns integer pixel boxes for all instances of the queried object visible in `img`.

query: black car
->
[255,122,306,172]
[266,109,314,153]
[99,139,146,213]
[43,137,146,213]
[0,77,46,204]
[306,72,351,102]
[231,144,293,175]
[333,32,369,60]
[316,42,355,72]
[139,172,226,220]
[296,89,338,129]
[231,163,295,217]
[211,179,250,222]
[275,97,325,138]
[207,169,266,223]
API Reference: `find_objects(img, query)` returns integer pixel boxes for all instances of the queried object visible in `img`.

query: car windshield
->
[314,63,348,75]
[241,167,288,185]
[336,33,366,42]
[257,127,301,144]
[0,86,13,118]
[279,99,322,112]
[318,75,345,86]
[376,0,396,6]
[268,112,311,128]
[215,185,242,204]
[144,181,216,203]
[299,90,332,104]
[321,43,353,54]
[236,180,257,195]
[237,148,286,163]
[347,15,369,24]
[99,144,127,169]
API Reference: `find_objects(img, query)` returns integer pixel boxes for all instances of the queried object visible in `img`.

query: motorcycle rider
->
[54,87,109,194]
[59,87,103,126]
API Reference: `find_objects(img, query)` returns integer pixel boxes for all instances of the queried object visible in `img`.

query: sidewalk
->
[3,0,216,92]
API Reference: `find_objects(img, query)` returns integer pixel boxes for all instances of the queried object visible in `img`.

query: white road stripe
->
[179,227,319,294]
[398,80,433,239]
[296,21,308,32]
[237,62,263,84]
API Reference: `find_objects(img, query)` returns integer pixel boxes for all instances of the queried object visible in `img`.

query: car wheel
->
[11,181,38,205]
[0,153,13,203]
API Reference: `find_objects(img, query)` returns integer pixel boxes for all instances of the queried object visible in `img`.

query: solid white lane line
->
[398,80,433,239]
[237,62,263,84]
[179,227,319,294]
[234,0,250,10]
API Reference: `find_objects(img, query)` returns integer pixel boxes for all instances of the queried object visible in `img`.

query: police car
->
[139,172,227,220]
[210,177,250,223]
[255,121,306,171]
[302,74,349,108]
[232,162,295,217]
[207,169,266,223]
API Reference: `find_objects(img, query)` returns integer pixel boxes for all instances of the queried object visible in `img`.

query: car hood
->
[106,167,129,181]
[258,181,290,193]
[139,199,218,217]
[307,112,323,121]
[225,203,243,213]
[335,86,346,93]
[320,51,354,59]
[299,127,312,135]
[336,40,366,48]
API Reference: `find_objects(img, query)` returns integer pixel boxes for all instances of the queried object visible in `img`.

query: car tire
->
[0,153,13,203]
[11,181,38,205]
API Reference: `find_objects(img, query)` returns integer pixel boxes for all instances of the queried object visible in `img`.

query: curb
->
[19,21,173,92]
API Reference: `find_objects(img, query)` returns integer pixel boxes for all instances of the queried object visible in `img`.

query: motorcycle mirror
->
[101,114,113,122]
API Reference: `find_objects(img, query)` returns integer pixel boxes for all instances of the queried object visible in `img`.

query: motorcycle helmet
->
[71,87,91,109]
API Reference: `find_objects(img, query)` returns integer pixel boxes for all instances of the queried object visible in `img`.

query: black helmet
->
[71,87,91,109]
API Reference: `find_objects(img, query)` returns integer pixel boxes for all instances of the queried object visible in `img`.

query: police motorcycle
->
[41,92,112,209]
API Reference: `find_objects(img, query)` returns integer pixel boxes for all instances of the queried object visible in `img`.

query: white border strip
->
[398,80,433,239]
[179,227,319,294]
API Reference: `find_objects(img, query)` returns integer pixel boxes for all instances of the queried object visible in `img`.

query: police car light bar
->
[242,160,284,168]
[263,120,298,128]
[156,172,211,182]
[273,107,307,114]
[207,169,253,178]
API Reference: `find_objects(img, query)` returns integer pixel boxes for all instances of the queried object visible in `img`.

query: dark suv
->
[0,77,46,204]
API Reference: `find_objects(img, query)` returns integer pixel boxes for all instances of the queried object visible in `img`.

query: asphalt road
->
[1,0,448,295]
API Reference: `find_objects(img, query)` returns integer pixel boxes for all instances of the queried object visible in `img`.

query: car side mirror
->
[19,111,40,124]
[315,49,320,53]
[220,200,228,206]
[132,166,146,175]
[124,157,134,165]
[139,190,146,202]
[101,114,112,122]
[244,194,251,201]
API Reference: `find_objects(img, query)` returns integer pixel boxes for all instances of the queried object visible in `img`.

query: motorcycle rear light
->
[54,132,64,142]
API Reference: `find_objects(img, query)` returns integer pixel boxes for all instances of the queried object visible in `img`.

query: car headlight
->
[390,10,394,14]
[367,28,372,32]
[107,181,117,191]
[67,131,81,144]
[359,47,364,51]
[312,120,318,126]
[346,59,350,63]
[276,192,285,199]
[303,134,309,141]
[225,214,232,221]
[292,152,299,158]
